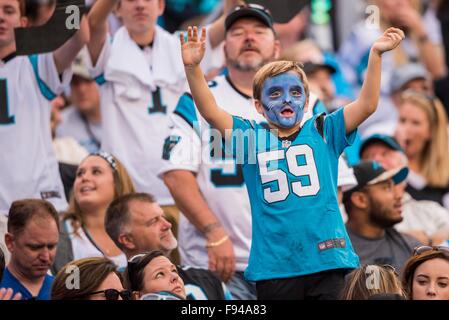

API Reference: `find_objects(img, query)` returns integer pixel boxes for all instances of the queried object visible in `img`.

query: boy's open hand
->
[372,27,405,55]
[180,26,206,68]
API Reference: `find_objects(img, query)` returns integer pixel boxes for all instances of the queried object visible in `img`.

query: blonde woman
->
[340,265,406,300]
[394,90,449,209]
[52,152,136,273]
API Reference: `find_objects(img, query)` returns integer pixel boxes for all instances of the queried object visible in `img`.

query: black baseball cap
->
[225,3,274,32]
[359,134,404,158]
[344,160,408,194]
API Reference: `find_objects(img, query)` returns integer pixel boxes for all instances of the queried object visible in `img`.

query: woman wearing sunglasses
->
[126,250,186,300]
[51,257,131,300]
[402,246,449,300]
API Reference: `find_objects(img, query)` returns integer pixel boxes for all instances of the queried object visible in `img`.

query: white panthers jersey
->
[158,75,318,271]
[0,53,70,214]
[89,26,217,205]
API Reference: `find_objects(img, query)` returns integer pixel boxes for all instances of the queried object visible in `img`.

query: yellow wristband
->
[206,235,229,248]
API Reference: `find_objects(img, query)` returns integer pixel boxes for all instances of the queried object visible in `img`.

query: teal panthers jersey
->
[231,108,360,281]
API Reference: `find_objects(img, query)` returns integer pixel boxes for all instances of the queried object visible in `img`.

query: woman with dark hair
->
[402,246,449,300]
[126,250,186,300]
[52,257,131,300]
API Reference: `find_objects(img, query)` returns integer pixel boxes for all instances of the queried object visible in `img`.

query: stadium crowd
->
[0,0,449,300]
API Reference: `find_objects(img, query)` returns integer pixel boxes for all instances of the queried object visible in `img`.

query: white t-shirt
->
[396,193,449,242]
[0,53,69,214]
[65,219,127,269]
[158,75,317,271]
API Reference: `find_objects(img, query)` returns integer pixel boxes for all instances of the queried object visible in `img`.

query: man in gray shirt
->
[343,160,421,273]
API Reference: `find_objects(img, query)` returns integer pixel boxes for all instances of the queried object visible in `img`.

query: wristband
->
[206,235,229,248]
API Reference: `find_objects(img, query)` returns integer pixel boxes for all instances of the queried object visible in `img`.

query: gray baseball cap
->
[390,63,428,93]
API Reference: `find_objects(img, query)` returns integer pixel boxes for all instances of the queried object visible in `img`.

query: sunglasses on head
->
[413,245,449,256]
[365,264,398,276]
[87,289,132,301]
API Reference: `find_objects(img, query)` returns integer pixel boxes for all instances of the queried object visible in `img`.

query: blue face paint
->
[260,72,307,128]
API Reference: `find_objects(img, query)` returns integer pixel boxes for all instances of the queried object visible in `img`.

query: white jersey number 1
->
[0,79,14,125]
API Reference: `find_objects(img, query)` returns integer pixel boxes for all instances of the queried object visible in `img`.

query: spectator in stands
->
[402,245,449,300]
[51,95,89,166]
[390,63,433,106]
[0,0,88,216]
[394,90,449,209]
[51,257,131,300]
[340,264,406,300]
[56,48,103,154]
[50,95,89,200]
[52,152,135,273]
[343,160,421,271]
[160,3,323,300]
[105,193,232,299]
[0,199,59,300]
[339,0,446,134]
[126,250,186,300]
[364,63,433,136]
[360,134,449,246]
[86,0,240,250]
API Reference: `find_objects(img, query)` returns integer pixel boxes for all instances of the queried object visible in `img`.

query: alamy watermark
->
[65,5,81,30]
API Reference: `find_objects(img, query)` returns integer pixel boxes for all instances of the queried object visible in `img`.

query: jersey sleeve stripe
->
[28,55,57,101]
[174,93,200,136]
[94,74,106,85]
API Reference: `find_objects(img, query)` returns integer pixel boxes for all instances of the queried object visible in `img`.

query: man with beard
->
[0,199,59,300]
[343,160,421,272]
[160,4,320,299]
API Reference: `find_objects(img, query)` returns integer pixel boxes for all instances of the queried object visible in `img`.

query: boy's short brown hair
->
[253,60,310,103]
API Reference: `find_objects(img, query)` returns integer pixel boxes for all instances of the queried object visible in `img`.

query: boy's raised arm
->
[181,26,233,136]
[344,27,405,133]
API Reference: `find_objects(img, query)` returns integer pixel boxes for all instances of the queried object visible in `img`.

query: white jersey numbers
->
[257,145,321,203]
